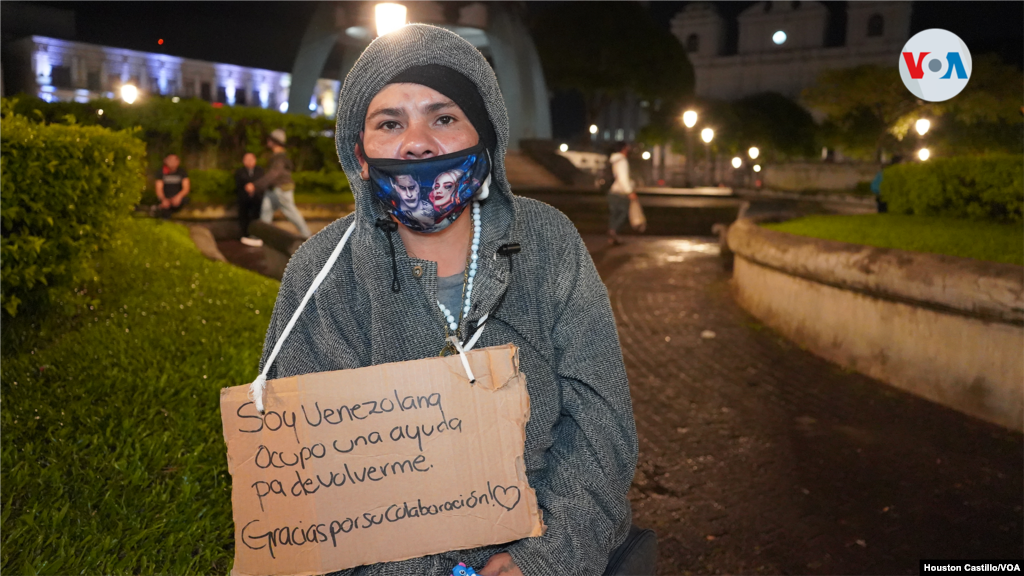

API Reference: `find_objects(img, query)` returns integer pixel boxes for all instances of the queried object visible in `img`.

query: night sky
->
[29,1,1024,73]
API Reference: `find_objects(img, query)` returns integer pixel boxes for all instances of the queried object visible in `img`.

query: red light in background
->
[212,102,223,108]
[158,39,164,45]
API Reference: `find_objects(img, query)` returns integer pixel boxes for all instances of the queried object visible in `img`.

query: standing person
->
[254,24,643,576]
[871,155,902,214]
[154,153,190,219]
[606,141,636,245]
[235,152,265,247]
[246,129,312,238]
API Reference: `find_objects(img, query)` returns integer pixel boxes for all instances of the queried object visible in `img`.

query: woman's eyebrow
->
[423,99,459,114]
[366,106,406,123]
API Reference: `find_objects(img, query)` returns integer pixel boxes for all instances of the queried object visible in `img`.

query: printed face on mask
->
[392,174,422,210]
[430,170,463,212]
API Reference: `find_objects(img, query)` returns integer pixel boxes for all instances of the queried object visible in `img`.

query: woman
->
[429,168,465,215]
[257,24,638,576]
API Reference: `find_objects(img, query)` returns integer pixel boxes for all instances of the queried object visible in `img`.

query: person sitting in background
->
[246,129,312,239]
[154,153,190,219]
[235,152,265,247]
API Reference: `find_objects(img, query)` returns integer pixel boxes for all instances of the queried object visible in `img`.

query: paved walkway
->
[587,236,1022,575]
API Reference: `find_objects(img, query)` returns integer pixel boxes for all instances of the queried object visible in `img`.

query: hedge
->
[10,95,339,174]
[881,154,1023,222]
[1,100,146,317]
[141,169,351,204]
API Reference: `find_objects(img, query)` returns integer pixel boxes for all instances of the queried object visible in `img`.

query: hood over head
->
[335,24,514,228]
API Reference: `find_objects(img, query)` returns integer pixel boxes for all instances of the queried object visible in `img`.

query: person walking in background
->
[235,152,265,247]
[154,153,190,219]
[606,141,636,245]
[246,129,312,238]
[871,154,902,214]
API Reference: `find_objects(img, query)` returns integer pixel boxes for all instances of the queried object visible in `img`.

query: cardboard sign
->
[220,344,544,576]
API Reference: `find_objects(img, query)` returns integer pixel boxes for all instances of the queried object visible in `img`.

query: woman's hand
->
[478,552,524,576]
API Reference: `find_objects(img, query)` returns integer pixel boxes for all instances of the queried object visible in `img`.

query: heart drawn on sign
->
[492,484,521,511]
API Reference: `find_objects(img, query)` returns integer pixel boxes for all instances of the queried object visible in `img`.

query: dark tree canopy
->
[529,2,694,127]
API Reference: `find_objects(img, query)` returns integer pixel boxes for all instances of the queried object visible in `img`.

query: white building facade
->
[6,35,339,116]
[671,1,912,104]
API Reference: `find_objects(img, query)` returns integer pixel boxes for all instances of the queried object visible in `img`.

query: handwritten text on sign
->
[220,345,544,576]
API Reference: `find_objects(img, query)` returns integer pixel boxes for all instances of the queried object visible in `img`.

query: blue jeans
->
[261,186,311,238]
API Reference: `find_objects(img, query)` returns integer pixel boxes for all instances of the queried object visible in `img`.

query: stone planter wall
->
[727,218,1024,431]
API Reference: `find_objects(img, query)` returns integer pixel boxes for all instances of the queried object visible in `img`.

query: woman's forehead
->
[365,83,462,122]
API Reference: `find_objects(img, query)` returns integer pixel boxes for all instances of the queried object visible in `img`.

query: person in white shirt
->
[607,141,636,245]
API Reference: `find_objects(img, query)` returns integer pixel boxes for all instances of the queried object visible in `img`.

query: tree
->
[802,55,1023,160]
[530,2,694,132]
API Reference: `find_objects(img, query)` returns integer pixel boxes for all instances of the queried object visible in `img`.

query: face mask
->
[364,143,491,233]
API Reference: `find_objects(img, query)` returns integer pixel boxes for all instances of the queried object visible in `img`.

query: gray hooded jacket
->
[259,24,638,576]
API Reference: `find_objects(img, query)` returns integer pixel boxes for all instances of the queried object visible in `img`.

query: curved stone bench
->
[727,218,1024,431]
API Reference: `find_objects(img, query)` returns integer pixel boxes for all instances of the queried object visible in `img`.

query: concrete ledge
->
[727,218,1024,431]
[728,218,1023,324]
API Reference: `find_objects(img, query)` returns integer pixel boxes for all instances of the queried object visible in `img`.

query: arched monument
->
[288,1,551,150]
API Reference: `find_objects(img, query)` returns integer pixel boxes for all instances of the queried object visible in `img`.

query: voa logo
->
[899,28,972,102]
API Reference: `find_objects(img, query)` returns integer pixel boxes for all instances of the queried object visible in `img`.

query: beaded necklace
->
[437,201,480,356]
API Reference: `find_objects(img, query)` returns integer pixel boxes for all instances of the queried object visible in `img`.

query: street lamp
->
[915,119,931,136]
[753,164,762,172]
[682,111,698,187]
[589,125,598,134]
[375,3,407,37]
[918,148,930,161]
[559,143,568,153]
[701,128,714,143]
[120,84,138,104]
[731,157,742,169]
[700,129,714,185]
[682,110,697,129]
[748,146,759,160]
[642,151,651,160]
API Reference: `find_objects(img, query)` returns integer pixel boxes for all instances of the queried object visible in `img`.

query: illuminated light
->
[682,110,698,128]
[171,96,180,103]
[753,164,762,172]
[559,143,568,152]
[345,26,371,41]
[279,101,289,113]
[918,148,930,161]
[120,84,139,104]
[322,90,337,118]
[731,157,742,169]
[773,30,787,45]
[589,124,598,135]
[748,146,759,159]
[40,85,55,93]
[309,95,318,112]
[642,151,652,160]
[212,102,223,108]
[97,109,104,116]
[158,39,164,45]
[701,128,714,143]
[915,119,931,136]
[375,3,408,37]
[225,80,236,106]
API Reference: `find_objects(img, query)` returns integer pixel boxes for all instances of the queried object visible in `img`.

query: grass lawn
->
[1,218,280,574]
[763,214,1023,266]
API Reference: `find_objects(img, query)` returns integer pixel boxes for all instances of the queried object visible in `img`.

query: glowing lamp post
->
[753,164,762,172]
[375,3,407,37]
[682,110,697,187]
[918,148,930,161]
[559,143,568,153]
[642,151,651,160]
[748,146,759,160]
[915,119,931,136]
[120,84,138,105]
[700,128,714,185]
[731,157,742,169]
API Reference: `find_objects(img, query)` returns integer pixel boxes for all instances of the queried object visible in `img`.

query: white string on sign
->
[249,221,357,413]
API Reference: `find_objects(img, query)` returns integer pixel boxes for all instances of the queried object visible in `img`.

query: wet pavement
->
[588,236,1023,575]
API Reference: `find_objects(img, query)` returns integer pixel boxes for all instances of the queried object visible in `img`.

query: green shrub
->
[186,169,235,204]
[881,155,1023,222]
[143,169,350,205]
[1,100,146,317]
[10,95,339,173]
[292,169,350,195]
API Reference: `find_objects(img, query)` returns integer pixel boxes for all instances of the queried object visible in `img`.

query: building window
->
[216,86,228,103]
[867,14,884,37]
[87,71,101,92]
[686,34,700,53]
[235,89,247,106]
[183,81,196,98]
[51,66,72,89]
[200,82,212,101]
